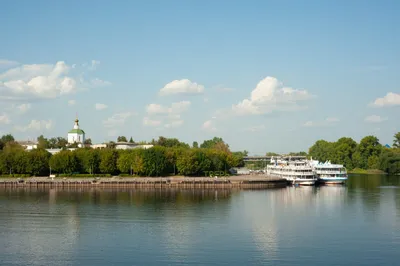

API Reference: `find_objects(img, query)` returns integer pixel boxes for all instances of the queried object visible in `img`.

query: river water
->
[0,175,399,266]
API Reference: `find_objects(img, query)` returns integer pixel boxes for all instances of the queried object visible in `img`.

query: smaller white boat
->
[309,159,348,184]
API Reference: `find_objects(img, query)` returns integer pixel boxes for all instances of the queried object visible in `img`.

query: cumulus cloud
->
[95,103,108,110]
[0,59,19,68]
[232,76,314,115]
[0,113,10,124]
[143,117,162,127]
[16,103,31,113]
[364,115,387,123]
[90,78,111,87]
[68,100,76,106]
[0,60,110,101]
[144,101,190,128]
[15,119,53,132]
[202,120,217,132]
[370,92,400,107]
[159,79,204,96]
[103,112,134,128]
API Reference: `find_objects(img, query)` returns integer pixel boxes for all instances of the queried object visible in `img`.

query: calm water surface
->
[0,175,400,266]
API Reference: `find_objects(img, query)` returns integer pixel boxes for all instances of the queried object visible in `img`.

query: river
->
[0,175,399,265]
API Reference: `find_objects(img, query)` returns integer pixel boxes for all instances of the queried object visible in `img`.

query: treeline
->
[308,133,400,174]
[0,135,246,177]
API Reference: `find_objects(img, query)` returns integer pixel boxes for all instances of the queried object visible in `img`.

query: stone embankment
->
[0,175,286,188]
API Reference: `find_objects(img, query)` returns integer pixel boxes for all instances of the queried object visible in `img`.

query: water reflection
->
[0,175,399,265]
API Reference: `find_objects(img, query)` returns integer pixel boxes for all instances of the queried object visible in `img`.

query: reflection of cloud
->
[242,192,278,260]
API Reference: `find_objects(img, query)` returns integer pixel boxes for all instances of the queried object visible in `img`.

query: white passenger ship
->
[309,159,348,184]
[266,157,317,186]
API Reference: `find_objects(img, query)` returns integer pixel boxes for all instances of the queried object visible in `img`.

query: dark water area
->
[0,175,399,266]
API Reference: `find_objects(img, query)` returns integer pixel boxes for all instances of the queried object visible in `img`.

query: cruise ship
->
[309,159,348,184]
[266,157,317,186]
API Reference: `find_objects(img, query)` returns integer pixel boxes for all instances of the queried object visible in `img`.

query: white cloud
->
[88,60,100,71]
[144,101,190,128]
[159,79,204,96]
[164,120,184,128]
[0,61,76,99]
[0,113,10,124]
[103,112,134,128]
[0,59,19,68]
[16,103,31,113]
[232,76,314,115]
[146,101,191,115]
[15,119,53,132]
[143,117,162,127]
[370,92,400,107]
[90,78,111,87]
[68,100,76,106]
[95,103,108,110]
[202,120,217,132]
[244,125,265,132]
[303,117,339,127]
[0,60,108,101]
[303,121,314,127]
[364,115,387,123]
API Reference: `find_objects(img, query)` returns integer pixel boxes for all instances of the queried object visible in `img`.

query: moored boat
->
[267,157,317,186]
[309,159,348,184]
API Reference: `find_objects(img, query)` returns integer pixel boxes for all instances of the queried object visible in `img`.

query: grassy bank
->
[348,168,387,175]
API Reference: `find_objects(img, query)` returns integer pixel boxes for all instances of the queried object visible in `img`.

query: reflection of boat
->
[267,157,316,186]
[309,159,348,184]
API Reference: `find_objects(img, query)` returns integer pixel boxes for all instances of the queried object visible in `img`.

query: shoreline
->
[0,175,287,189]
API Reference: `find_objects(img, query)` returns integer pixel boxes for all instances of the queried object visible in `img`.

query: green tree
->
[49,150,79,174]
[309,140,334,162]
[0,134,15,150]
[333,137,357,169]
[393,132,400,148]
[141,146,168,176]
[355,136,382,169]
[192,141,199,148]
[37,135,49,149]
[84,138,92,145]
[117,136,128,142]
[99,149,119,175]
[266,152,280,156]
[200,137,227,149]
[56,137,68,148]
[129,137,134,143]
[27,149,51,176]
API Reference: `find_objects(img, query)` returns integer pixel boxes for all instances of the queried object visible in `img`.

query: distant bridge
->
[243,156,307,162]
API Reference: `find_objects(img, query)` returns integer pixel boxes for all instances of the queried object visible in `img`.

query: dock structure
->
[0,176,287,189]
[243,156,307,162]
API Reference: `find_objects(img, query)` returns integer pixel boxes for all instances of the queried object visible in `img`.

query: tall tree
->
[393,132,400,148]
[0,134,15,150]
[129,137,134,143]
[37,135,49,149]
[84,138,92,145]
[56,137,68,148]
[117,136,128,142]
[192,141,199,148]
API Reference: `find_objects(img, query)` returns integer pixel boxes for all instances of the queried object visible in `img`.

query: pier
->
[0,176,287,189]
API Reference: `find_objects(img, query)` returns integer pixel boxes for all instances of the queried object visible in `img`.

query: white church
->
[67,117,85,147]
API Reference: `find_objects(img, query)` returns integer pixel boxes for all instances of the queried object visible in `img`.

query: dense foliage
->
[308,134,400,174]
[0,136,244,177]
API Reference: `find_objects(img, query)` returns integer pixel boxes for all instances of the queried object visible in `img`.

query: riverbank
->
[348,168,387,175]
[0,175,287,188]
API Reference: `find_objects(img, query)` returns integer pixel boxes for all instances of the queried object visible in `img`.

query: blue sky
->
[0,0,399,155]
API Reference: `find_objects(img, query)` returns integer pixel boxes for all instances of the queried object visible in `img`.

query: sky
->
[0,0,399,155]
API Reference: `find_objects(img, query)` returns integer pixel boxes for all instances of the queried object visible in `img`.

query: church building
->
[67,117,85,146]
